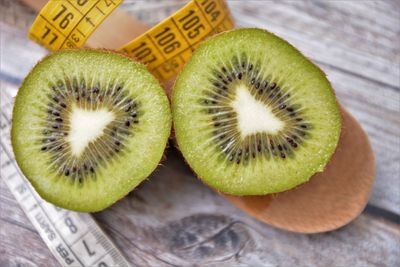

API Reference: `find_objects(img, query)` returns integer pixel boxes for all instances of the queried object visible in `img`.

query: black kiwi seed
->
[202,55,312,163]
[124,105,131,112]
[213,82,221,88]
[261,80,268,89]
[257,143,262,152]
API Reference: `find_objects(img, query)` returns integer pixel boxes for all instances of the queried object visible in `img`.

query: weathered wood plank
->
[323,66,400,213]
[228,1,400,88]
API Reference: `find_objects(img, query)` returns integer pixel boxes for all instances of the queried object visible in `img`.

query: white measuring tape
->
[0,86,130,267]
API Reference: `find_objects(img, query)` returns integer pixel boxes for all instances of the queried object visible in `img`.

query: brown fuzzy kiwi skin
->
[170,28,342,196]
[11,48,172,212]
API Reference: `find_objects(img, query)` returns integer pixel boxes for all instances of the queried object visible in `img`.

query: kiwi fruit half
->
[172,28,341,195]
[11,49,171,211]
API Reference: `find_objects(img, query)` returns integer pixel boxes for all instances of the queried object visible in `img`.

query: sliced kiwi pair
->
[12,28,341,212]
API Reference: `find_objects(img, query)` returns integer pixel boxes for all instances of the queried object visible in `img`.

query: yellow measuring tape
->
[28,0,123,50]
[28,0,234,81]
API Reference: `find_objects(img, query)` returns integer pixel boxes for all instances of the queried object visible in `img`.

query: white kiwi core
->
[231,85,285,138]
[67,105,115,156]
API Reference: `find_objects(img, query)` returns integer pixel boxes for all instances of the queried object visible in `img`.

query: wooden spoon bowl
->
[225,108,375,233]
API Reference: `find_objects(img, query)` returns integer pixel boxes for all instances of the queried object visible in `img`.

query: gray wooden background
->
[1,0,399,266]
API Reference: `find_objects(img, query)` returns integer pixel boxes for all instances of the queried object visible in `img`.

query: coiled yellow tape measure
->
[29,0,235,81]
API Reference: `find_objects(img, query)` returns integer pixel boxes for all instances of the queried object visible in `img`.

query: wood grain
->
[1,0,399,266]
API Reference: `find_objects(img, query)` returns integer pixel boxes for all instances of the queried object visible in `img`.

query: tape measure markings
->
[0,145,77,266]
[57,0,101,48]
[30,4,82,49]
[119,0,234,80]
[0,139,85,266]
[59,0,122,49]
[140,8,233,80]
[170,17,193,52]
[194,0,221,30]
[66,0,86,16]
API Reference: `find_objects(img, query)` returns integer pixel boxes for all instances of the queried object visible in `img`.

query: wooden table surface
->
[1,0,399,266]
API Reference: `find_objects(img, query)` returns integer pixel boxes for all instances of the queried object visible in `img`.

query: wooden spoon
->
[22,0,376,233]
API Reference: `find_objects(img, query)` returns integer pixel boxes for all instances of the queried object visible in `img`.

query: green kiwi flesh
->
[172,28,341,195]
[11,50,172,211]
